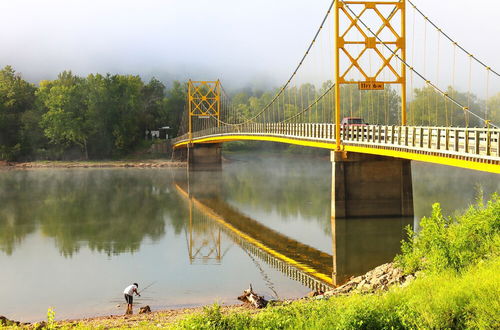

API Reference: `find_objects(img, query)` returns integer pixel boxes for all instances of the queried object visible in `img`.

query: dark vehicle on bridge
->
[341,117,367,126]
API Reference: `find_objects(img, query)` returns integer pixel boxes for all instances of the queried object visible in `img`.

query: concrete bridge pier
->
[188,143,222,171]
[331,151,413,218]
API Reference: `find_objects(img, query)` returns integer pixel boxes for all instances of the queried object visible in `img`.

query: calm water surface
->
[0,154,498,321]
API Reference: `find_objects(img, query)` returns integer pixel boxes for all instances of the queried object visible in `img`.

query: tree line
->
[0,66,185,160]
[1,65,498,160]
[224,82,497,127]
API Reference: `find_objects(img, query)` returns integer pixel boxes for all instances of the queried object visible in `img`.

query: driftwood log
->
[139,305,151,314]
[237,285,268,309]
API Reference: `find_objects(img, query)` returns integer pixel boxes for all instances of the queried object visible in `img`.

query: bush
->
[396,194,500,274]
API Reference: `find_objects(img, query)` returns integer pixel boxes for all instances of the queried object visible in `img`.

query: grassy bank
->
[177,258,499,329]
[3,195,499,329]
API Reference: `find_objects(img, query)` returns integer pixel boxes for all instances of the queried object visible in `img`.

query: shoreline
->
[0,159,187,169]
[1,262,411,328]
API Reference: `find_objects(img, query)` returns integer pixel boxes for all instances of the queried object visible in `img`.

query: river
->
[0,153,498,322]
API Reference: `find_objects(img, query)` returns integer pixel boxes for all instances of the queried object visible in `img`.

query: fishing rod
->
[138,281,157,295]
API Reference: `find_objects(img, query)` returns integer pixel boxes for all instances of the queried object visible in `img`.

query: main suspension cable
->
[222,0,337,126]
[340,0,499,128]
[408,0,500,78]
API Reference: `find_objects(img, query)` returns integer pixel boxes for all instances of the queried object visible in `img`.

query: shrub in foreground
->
[396,194,499,274]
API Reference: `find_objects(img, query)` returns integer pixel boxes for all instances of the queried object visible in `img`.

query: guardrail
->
[172,123,500,162]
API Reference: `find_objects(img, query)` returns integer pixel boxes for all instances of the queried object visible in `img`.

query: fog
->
[0,0,499,92]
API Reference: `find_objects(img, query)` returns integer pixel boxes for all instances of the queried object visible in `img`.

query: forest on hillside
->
[1,65,498,161]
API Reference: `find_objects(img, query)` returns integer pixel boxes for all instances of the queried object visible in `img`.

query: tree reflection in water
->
[0,169,186,256]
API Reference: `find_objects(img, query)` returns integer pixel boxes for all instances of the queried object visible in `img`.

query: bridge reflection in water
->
[175,170,412,292]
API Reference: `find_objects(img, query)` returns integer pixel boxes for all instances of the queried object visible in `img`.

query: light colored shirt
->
[124,284,137,296]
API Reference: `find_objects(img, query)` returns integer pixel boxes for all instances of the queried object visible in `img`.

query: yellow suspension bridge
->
[172,0,499,219]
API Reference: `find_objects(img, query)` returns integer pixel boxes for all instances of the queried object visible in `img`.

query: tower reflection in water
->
[176,169,412,290]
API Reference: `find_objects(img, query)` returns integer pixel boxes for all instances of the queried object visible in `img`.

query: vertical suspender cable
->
[486,68,490,121]
[451,43,457,126]
[369,51,373,124]
[467,54,472,127]
[307,84,311,123]
[410,3,416,125]
[293,87,297,124]
[349,85,353,118]
[435,29,441,126]
[423,17,430,125]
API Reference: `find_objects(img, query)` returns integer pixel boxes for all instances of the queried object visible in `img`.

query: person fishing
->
[123,282,140,314]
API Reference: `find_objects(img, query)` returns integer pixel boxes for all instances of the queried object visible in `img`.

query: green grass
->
[175,257,500,329]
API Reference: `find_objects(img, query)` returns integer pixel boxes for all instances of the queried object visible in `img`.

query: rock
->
[350,276,363,284]
[307,289,324,297]
[405,274,415,282]
[360,284,372,292]
[391,268,402,278]
[401,274,415,288]
[372,266,385,278]
[139,305,151,314]
[323,262,414,297]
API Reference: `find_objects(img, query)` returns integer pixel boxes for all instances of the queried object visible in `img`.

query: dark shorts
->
[124,294,133,304]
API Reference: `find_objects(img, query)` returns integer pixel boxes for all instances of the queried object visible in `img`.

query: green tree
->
[487,92,500,126]
[409,86,484,127]
[38,71,93,159]
[165,81,187,137]
[0,66,36,160]
[141,77,169,132]
[107,74,145,153]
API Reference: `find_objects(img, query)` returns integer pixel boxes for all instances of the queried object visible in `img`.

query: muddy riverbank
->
[1,262,413,328]
[0,160,186,169]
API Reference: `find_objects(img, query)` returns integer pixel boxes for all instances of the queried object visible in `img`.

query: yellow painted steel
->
[334,0,342,150]
[335,0,407,130]
[173,135,500,174]
[401,0,407,125]
[187,80,221,139]
[175,184,334,285]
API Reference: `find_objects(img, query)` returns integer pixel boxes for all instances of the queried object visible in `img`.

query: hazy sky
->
[0,0,499,92]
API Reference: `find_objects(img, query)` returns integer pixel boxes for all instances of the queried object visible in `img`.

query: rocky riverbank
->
[323,262,415,297]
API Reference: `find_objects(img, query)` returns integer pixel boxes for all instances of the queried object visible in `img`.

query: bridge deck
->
[173,123,500,173]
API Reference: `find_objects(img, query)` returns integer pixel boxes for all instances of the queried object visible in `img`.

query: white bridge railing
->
[172,123,500,163]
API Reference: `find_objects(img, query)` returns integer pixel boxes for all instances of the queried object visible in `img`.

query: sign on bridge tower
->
[334,0,406,149]
[187,80,221,140]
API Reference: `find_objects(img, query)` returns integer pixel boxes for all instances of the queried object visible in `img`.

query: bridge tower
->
[334,0,407,148]
[331,0,413,218]
[187,80,223,170]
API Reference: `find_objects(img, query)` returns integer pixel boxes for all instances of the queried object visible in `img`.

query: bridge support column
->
[188,143,222,171]
[331,151,413,218]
